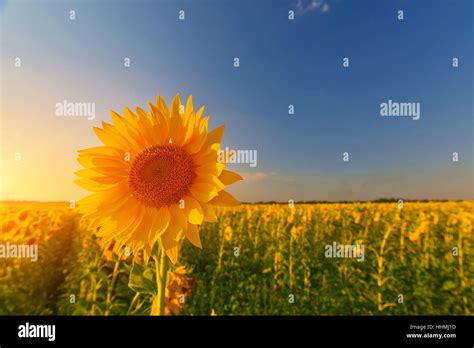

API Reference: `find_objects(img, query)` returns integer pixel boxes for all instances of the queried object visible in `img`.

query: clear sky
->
[1,0,472,202]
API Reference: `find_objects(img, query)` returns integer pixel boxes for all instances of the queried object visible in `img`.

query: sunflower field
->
[0,200,472,316]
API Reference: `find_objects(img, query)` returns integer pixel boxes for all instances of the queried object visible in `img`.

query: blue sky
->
[1,0,472,201]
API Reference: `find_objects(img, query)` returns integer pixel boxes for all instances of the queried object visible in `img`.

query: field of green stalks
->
[1,201,473,315]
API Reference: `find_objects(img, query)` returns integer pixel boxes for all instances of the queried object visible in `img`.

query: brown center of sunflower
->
[128,145,196,207]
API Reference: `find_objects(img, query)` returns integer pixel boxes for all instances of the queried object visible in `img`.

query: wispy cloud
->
[296,0,330,15]
[240,171,277,182]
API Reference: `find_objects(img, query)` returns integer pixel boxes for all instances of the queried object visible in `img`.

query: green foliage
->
[1,202,473,316]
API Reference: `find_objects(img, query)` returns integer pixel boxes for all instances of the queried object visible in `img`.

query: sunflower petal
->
[164,244,179,264]
[204,125,225,147]
[185,223,202,248]
[185,95,194,118]
[190,183,219,203]
[153,206,171,241]
[183,195,204,225]
[210,190,240,207]
[201,203,217,222]
[195,174,225,191]
[218,170,243,185]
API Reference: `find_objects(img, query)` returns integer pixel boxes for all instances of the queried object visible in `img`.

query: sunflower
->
[163,266,195,316]
[75,94,242,263]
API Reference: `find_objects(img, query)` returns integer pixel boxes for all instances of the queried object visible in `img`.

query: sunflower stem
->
[154,246,169,316]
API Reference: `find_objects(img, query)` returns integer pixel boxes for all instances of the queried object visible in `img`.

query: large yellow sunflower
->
[75,94,242,263]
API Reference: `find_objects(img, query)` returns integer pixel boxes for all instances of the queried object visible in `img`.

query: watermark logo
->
[0,242,38,262]
[18,323,55,342]
[380,99,420,120]
[55,99,95,120]
[325,241,364,262]
[218,147,257,168]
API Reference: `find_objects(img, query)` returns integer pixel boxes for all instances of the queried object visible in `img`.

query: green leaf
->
[72,307,88,316]
[128,263,157,296]
[442,280,457,291]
